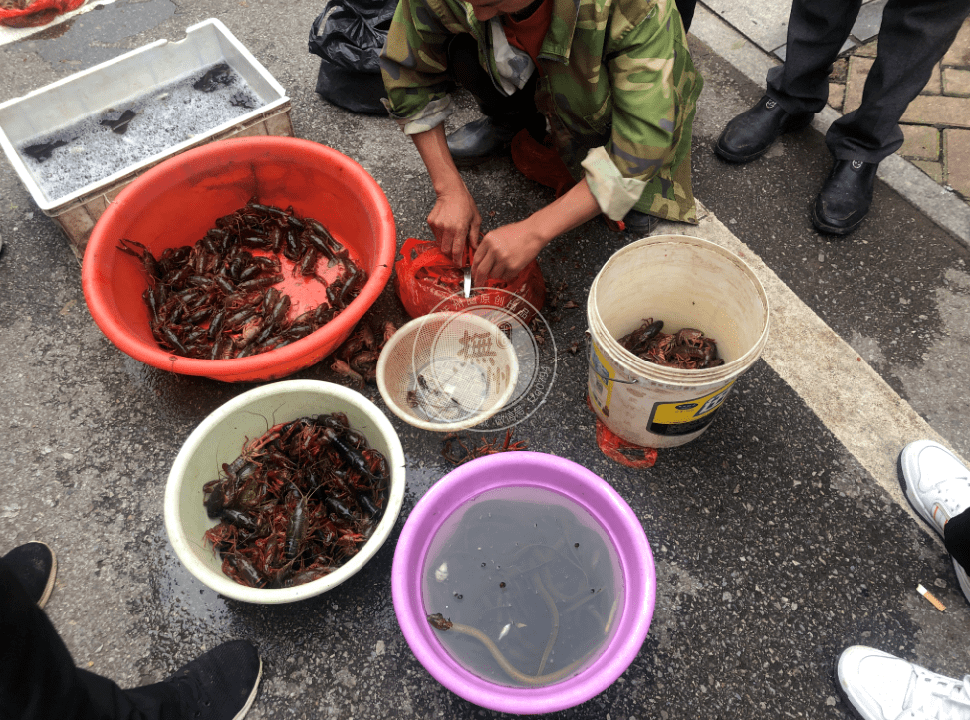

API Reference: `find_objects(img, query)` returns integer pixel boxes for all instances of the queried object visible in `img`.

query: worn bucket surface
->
[587,235,769,448]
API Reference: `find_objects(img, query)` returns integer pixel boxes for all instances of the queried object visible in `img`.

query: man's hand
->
[411,126,604,282]
[472,221,548,286]
[471,178,603,284]
[428,185,481,265]
[410,125,481,265]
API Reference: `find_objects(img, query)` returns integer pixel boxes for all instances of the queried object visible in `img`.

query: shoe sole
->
[233,658,263,720]
[37,544,56,610]
[712,114,814,164]
[896,445,939,536]
[712,141,772,164]
[833,649,870,720]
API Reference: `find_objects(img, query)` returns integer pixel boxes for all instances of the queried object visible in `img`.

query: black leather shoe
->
[714,95,814,163]
[812,159,877,236]
[447,117,524,168]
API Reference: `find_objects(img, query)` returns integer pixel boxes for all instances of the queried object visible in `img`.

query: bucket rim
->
[587,234,769,382]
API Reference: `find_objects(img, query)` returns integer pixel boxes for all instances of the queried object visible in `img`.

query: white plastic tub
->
[0,18,292,260]
[164,380,407,604]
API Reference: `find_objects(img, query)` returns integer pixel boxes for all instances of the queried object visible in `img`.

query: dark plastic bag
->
[308,0,396,115]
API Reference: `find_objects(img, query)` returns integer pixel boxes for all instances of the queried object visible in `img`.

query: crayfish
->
[330,318,398,388]
[202,412,389,589]
[118,199,367,362]
[618,318,723,370]
[441,428,528,466]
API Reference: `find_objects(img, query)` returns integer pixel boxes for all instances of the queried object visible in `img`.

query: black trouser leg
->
[675,0,696,33]
[0,559,179,720]
[826,0,970,162]
[446,33,543,132]
[766,0,863,115]
[946,507,970,572]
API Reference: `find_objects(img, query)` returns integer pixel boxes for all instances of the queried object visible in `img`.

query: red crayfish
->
[618,318,723,370]
[118,199,367,361]
[202,411,389,589]
[330,319,398,389]
[441,428,528,466]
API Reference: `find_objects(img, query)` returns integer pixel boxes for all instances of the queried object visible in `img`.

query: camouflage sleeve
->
[587,0,702,219]
[379,0,466,133]
[582,148,647,220]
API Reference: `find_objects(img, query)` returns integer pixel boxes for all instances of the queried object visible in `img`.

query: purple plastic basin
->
[391,451,655,715]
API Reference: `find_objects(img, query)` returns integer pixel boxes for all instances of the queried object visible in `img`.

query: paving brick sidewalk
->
[825,15,970,208]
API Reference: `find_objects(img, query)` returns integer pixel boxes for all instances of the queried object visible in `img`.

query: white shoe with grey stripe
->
[899,440,970,605]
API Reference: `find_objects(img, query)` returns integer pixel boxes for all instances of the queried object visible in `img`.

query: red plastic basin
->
[81,136,395,382]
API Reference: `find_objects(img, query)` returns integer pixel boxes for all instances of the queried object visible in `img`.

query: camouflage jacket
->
[379,0,703,222]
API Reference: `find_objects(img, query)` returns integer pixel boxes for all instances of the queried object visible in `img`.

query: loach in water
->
[193,63,234,92]
[424,496,617,688]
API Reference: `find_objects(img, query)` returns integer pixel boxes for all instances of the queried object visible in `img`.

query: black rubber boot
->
[447,114,535,168]
[445,33,544,168]
[622,209,659,236]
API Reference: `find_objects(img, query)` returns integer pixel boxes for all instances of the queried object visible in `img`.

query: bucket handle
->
[585,331,639,385]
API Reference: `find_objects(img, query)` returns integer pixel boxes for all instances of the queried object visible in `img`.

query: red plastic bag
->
[510,129,576,198]
[510,130,626,233]
[394,237,546,323]
[595,415,658,468]
[0,0,85,28]
[586,394,658,468]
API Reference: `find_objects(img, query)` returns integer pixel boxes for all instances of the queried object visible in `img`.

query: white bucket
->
[587,235,769,448]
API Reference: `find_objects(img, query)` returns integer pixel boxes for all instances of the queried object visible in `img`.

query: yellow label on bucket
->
[588,341,616,413]
[647,381,736,436]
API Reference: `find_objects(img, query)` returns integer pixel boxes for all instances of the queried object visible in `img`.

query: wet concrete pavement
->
[2,2,970,719]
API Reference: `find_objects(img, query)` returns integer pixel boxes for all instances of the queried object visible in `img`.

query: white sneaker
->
[899,440,970,604]
[838,646,970,720]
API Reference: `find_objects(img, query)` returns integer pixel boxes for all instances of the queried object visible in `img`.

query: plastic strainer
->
[376,312,519,431]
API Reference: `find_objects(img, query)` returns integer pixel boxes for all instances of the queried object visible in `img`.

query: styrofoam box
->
[0,18,292,261]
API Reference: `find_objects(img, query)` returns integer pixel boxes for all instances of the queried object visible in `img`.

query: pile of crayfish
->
[618,318,723,370]
[118,199,366,360]
[441,428,528,466]
[414,262,473,294]
[330,318,398,388]
[202,411,388,589]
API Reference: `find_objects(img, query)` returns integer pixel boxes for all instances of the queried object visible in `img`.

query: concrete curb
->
[655,204,964,550]
[691,3,970,249]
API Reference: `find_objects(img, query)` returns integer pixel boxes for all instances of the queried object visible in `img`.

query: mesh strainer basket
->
[376,312,519,431]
